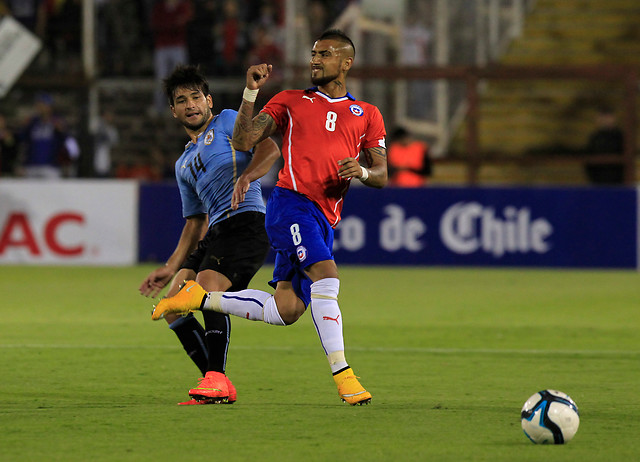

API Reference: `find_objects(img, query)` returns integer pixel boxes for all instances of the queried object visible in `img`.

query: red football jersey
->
[261,88,386,227]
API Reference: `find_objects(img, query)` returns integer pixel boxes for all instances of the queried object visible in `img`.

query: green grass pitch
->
[1,265,639,461]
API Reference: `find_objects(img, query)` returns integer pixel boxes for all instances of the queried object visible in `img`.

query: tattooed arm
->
[338,145,388,189]
[360,145,388,188]
[232,63,278,152]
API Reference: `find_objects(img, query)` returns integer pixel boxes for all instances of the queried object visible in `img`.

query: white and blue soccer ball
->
[521,389,580,444]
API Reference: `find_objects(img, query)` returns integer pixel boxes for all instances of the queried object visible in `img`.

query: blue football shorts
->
[265,187,335,307]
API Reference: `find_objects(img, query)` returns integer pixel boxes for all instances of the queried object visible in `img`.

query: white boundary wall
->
[0,180,138,265]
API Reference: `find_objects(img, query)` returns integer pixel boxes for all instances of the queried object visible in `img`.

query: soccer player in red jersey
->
[153,29,387,405]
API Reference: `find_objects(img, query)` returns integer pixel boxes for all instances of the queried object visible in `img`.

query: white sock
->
[310,278,348,373]
[262,296,286,326]
[204,289,286,326]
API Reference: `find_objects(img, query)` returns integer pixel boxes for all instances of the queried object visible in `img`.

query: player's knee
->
[306,260,339,281]
[279,303,306,325]
[274,291,306,324]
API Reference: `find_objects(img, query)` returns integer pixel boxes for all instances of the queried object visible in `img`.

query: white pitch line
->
[0,344,638,357]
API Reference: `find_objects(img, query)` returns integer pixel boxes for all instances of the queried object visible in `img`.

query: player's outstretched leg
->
[333,367,372,406]
[151,280,207,320]
[155,282,288,325]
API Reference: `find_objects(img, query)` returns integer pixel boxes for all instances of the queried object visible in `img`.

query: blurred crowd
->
[0,90,179,180]
[0,92,81,179]
[0,0,351,180]
[1,0,350,78]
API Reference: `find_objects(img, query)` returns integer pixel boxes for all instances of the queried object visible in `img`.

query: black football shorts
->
[181,211,270,291]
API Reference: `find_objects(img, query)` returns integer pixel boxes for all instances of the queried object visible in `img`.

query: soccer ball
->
[521,389,580,444]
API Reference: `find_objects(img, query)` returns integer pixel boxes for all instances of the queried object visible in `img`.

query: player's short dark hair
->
[317,28,356,57]
[163,64,210,106]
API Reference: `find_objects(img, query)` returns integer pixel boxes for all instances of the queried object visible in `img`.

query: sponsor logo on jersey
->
[204,129,214,145]
[349,104,364,116]
[296,245,307,262]
[302,95,315,103]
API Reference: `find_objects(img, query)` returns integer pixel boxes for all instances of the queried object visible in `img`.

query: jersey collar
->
[186,117,217,149]
[306,87,356,102]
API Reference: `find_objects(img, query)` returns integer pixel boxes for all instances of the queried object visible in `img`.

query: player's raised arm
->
[232,64,278,152]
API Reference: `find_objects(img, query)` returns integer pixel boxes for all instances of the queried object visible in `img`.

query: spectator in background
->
[253,0,283,33]
[149,143,174,180]
[17,93,74,179]
[583,106,625,185]
[0,114,19,176]
[6,0,47,38]
[150,0,193,115]
[91,109,119,178]
[62,130,81,177]
[99,0,146,76]
[400,9,433,119]
[387,126,432,187]
[308,0,329,39]
[115,154,161,181]
[187,0,217,74]
[246,25,284,84]
[245,1,285,85]
[254,0,284,51]
[46,0,82,73]
[216,0,246,76]
[114,144,173,182]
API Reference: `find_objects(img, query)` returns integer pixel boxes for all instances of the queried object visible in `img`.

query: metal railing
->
[340,63,638,185]
[300,0,539,156]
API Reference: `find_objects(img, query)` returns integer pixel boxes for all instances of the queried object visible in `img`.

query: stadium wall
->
[138,183,639,270]
[1,181,638,269]
[0,180,138,265]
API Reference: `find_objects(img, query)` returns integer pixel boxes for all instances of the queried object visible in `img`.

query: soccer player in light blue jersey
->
[140,65,280,404]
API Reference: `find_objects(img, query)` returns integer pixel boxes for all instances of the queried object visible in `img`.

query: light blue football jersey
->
[175,109,266,226]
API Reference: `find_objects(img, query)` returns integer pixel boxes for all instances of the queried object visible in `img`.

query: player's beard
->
[311,69,340,86]
[182,107,212,132]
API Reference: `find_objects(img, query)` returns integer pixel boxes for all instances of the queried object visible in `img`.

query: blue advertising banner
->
[138,182,183,263]
[334,186,637,268]
[139,183,638,269]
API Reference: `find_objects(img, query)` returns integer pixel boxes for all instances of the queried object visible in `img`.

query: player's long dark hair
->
[163,64,210,106]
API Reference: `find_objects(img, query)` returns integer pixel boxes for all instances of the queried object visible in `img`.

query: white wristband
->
[243,87,259,103]
[359,166,369,182]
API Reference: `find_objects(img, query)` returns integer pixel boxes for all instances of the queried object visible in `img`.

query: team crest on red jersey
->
[349,104,364,116]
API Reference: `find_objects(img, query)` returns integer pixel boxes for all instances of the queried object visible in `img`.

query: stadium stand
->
[447,0,640,184]
[1,0,638,184]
